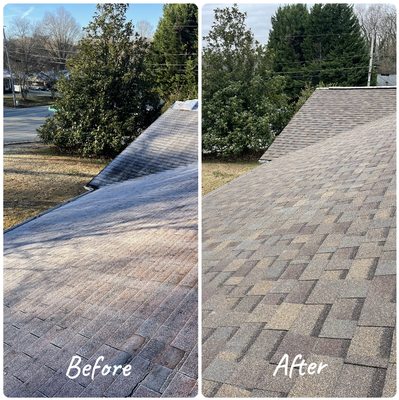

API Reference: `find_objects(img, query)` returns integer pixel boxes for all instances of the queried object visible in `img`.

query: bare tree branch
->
[136,20,153,39]
[7,17,41,98]
[355,4,396,74]
[38,7,81,70]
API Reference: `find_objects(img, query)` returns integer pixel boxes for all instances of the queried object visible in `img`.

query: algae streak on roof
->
[260,87,396,161]
[89,101,198,189]
[203,111,395,397]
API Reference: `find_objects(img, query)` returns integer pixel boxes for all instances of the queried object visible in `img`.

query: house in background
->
[377,74,396,86]
[28,70,70,91]
[28,72,51,90]
[3,70,13,93]
[3,69,70,94]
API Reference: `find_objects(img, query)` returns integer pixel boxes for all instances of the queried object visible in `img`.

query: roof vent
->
[172,99,198,111]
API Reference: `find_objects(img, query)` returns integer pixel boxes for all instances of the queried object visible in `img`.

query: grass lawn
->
[4,94,55,108]
[202,160,259,195]
[4,143,109,230]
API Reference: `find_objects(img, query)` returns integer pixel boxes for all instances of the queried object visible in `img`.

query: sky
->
[4,3,164,34]
[202,3,282,45]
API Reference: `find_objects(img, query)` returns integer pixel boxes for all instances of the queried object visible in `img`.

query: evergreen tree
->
[151,4,198,106]
[203,5,290,157]
[267,4,309,101]
[38,4,159,157]
[267,3,369,101]
[302,4,369,86]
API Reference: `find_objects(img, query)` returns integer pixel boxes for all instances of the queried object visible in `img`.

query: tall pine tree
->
[302,4,369,86]
[151,4,198,106]
[267,3,369,101]
[267,4,309,101]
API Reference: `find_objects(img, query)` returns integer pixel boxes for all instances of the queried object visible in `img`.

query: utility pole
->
[367,32,376,86]
[3,27,17,107]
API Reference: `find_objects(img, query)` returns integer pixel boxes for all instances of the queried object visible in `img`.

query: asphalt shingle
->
[260,87,396,161]
[89,104,198,188]
[4,164,198,397]
[203,86,396,397]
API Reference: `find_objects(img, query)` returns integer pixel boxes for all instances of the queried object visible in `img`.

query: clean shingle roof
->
[89,103,198,188]
[260,87,396,161]
[203,107,396,397]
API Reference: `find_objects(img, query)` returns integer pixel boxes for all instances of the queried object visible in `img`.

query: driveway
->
[3,106,50,145]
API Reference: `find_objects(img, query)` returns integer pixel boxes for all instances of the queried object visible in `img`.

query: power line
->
[282,32,358,38]
[8,50,69,64]
[10,43,197,56]
[9,50,197,67]
[202,49,371,69]
[178,24,198,27]
[203,65,369,76]
[147,63,198,66]
[271,57,370,68]
[3,28,17,107]
[9,46,196,58]
[11,45,79,54]
[271,65,368,75]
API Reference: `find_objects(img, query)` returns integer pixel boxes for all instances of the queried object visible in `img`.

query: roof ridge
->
[88,105,198,188]
[265,113,395,164]
[260,86,396,161]
[207,113,395,199]
[317,86,396,90]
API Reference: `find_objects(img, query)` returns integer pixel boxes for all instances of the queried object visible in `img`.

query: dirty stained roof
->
[260,87,396,161]
[203,109,396,397]
[89,102,198,189]
[4,125,198,398]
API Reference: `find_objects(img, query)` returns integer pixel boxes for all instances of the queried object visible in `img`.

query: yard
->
[4,143,108,230]
[4,92,56,108]
[202,160,259,195]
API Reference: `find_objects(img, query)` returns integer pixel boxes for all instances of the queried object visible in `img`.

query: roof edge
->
[6,163,198,235]
[317,86,396,90]
[4,189,93,233]
[259,112,395,162]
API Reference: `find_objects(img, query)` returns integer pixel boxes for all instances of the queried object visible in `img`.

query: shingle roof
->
[260,87,396,161]
[89,105,198,189]
[4,163,198,397]
[203,111,395,397]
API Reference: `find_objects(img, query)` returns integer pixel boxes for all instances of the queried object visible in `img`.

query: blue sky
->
[202,3,318,45]
[4,3,164,34]
[202,3,281,44]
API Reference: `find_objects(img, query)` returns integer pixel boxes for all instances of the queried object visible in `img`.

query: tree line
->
[4,8,81,99]
[203,3,396,158]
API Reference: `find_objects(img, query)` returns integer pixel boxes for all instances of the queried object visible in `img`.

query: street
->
[3,106,50,144]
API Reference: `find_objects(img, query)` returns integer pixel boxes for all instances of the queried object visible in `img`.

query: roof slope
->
[4,165,198,397]
[89,105,198,188]
[202,114,395,397]
[260,87,396,161]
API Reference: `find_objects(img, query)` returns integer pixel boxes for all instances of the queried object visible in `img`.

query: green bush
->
[202,5,291,158]
[38,4,160,157]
